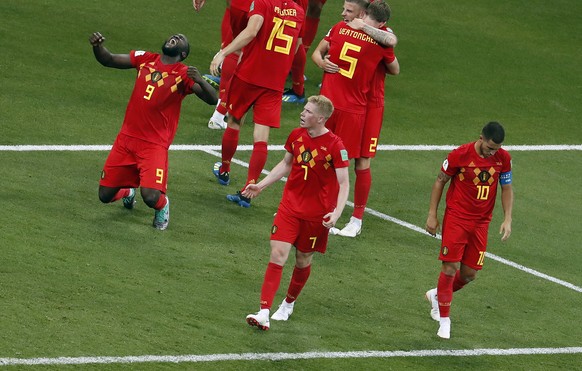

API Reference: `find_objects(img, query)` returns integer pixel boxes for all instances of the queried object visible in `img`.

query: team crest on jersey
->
[477,170,491,183]
[151,71,163,83]
[301,150,313,163]
[441,246,449,256]
[271,224,278,234]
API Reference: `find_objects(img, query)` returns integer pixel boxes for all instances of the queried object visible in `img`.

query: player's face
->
[342,2,365,22]
[162,34,189,58]
[478,138,502,158]
[300,102,322,129]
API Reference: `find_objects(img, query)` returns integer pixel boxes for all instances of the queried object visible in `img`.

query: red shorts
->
[360,105,384,158]
[100,133,168,193]
[270,207,330,254]
[325,109,365,159]
[440,214,490,270]
[227,75,282,128]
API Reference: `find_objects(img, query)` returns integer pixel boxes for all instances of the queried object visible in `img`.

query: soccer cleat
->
[282,88,306,104]
[202,74,220,89]
[329,227,341,235]
[122,188,136,210]
[208,117,227,130]
[437,317,451,339]
[338,216,362,237]
[271,299,294,321]
[246,310,270,331]
[425,288,440,321]
[226,191,251,208]
[213,161,230,186]
[152,197,170,230]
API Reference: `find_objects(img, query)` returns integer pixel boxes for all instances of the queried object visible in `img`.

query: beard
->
[162,43,181,57]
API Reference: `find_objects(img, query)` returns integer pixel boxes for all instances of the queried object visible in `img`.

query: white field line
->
[2,145,581,366]
[1,347,581,366]
[1,144,582,151]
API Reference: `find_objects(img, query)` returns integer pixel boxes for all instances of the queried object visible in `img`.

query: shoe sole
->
[246,317,269,331]
[226,195,250,208]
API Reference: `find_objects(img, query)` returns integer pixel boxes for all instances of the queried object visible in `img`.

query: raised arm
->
[348,18,398,47]
[426,171,451,236]
[89,32,132,69]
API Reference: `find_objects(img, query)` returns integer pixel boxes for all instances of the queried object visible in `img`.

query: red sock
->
[110,188,131,202]
[153,193,167,210]
[290,46,306,96]
[437,271,455,318]
[303,16,320,51]
[453,270,469,292]
[217,53,238,115]
[245,141,268,190]
[260,262,284,310]
[285,265,311,303]
[353,168,371,219]
[221,127,240,173]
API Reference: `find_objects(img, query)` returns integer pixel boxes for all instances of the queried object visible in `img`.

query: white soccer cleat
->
[329,227,341,235]
[437,317,451,339]
[208,118,226,130]
[425,288,440,321]
[152,197,170,230]
[246,309,270,331]
[271,299,294,321]
[338,216,362,237]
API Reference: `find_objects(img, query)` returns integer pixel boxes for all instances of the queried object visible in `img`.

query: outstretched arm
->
[426,171,450,236]
[242,152,293,199]
[187,66,218,105]
[89,32,132,69]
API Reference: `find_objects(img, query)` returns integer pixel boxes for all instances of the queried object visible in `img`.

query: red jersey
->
[366,26,395,108]
[280,127,350,221]
[320,22,395,114]
[235,0,305,92]
[120,51,195,148]
[442,142,512,222]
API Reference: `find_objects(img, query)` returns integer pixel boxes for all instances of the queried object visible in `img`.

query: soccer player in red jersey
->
[425,122,514,339]
[241,95,349,330]
[331,1,400,237]
[209,0,305,208]
[312,0,399,236]
[90,32,217,230]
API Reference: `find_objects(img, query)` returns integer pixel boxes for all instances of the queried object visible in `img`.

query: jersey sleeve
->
[129,50,154,69]
[442,149,460,177]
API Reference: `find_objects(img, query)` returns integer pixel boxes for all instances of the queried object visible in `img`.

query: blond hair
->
[308,95,334,120]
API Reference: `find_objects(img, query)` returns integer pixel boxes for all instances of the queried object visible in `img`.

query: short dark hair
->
[367,0,391,23]
[482,121,505,144]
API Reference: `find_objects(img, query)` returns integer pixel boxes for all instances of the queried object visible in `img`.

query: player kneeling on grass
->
[90,32,217,230]
[242,95,349,330]
[424,121,514,339]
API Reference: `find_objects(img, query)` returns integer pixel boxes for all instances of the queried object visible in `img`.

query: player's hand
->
[322,210,339,229]
[499,221,512,241]
[209,51,224,77]
[187,66,203,83]
[89,32,105,47]
[242,184,261,199]
[425,215,440,237]
[347,18,365,31]
[321,55,339,74]
[192,0,206,12]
